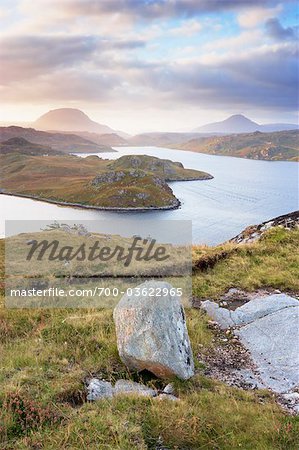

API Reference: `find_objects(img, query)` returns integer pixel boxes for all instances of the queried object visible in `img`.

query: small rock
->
[202,301,235,329]
[114,380,157,397]
[207,320,218,326]
[282,392,299,403]
[293,404,299,414]
[86,378,113,401]
[163,383,175,395]
[156,394,179,401]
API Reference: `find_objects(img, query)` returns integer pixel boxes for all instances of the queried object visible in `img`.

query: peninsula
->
[0,142,213,210]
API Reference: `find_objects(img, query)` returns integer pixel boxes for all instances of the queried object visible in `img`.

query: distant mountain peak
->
[193,114,297,134]
[225,114,257,123]
[34,108,116,134]
[46,108,89,119]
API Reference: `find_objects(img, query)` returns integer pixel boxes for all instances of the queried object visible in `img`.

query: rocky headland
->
[0,148,213,210]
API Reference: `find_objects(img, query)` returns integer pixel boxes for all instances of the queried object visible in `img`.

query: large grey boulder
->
[113,280,194,380]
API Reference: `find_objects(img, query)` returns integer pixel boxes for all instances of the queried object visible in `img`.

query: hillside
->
[0,126,115,153]
[34,108,128,138]
[70,131,128,146]
[0,224,299,448]
[193,114,298,134]
[0,138,63,156]
[128,132,214,146]
[171,130,299,161]
[0,153,212,210]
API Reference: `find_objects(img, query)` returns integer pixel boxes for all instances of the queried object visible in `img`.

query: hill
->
[70,131,128,146]
[193,114,298,134]
[0,126,115,153]
[0,153,212,210]
[171,130,299,161]
[128,132,216,147]
[0,137,63,156]
[34,108,128,137]
[108,155,213,180]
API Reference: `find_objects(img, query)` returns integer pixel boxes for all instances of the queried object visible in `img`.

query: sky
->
[0,0,298,133]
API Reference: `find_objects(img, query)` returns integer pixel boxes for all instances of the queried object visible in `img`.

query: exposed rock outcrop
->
[230,211,299,244]
[201,294,299,400]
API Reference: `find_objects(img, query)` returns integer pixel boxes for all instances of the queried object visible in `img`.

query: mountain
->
[170,130,299,162]
[0,137,62,156]
[0,126,115,153]
[193,114,298,134]
[64,131,128,146]
[33,108,128,138]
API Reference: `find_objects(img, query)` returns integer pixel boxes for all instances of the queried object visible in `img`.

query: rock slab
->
[201,294,299,394]
[235,306,299,393]
[201,294,298,329]
[113,280,194,380]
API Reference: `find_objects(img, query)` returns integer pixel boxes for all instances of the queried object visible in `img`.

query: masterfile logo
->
[5,220,192,308]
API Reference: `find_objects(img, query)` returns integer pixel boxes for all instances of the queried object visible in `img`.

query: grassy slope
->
[171,130,299,161]
[0,126,112,153]
[0,153,211,209]
[1,227,299,449]
[0,138,63,156]
[192,227,299,299]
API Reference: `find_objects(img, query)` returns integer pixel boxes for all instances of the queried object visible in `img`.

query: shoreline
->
[118,145,298,163]
[0,190,181,212]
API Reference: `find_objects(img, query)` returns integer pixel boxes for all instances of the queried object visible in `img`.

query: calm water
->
[1,147,298,244]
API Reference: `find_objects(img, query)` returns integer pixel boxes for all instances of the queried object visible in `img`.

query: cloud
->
[237,5,282,28]
[26,0,286,22]
[0,34,145,84]
[1,29,297,115]
[168,19,202,36]
[1,0,298,129]
[265,18,297,40]
[133,42,299,112]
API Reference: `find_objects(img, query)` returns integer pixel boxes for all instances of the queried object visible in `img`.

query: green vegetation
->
[192,227,299,299]
[0,151,212,210]
[172,130,299,161]
[1,227,299,449]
